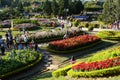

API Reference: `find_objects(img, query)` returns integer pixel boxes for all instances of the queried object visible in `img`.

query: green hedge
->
[96,31,120,41]
[67,66,120,77]
[52,65,72,77]
[14,19,39,25]
[0,54,42,78]
[47,40,102,54]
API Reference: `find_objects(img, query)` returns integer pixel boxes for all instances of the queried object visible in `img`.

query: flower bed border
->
[0,54,42,78]
[46,40,102,54]
[67,66,120,77]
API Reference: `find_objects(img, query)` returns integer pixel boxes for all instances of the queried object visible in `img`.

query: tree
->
[17,1,24,13]
[51,0,58,15]
[102,0,120,23]
[42,0,52,15]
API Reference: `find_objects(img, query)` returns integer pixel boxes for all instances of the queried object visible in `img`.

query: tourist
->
[70,56,76,64]
[5,32,9,39]
[8,34,13,49]
[0,37,2,47]
[72,30,77,37]
[23,35,28,49]
[22,27,25,34]
[29,39,34,49]
[34,43,38,51]
[8,28,12,34]
[18,42,23,50]
[15,35,20,49]
[1,44,5,55]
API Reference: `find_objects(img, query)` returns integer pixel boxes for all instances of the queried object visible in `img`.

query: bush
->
[0,49,40,75]
[73,20,79,27]
[85,23,89,28]
[14,19,39,25]
[88,26,94,31]
[52,65,72,77]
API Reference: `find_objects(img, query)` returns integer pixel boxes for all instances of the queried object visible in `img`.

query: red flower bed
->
[49,35,100,51]
[72,57,120,72]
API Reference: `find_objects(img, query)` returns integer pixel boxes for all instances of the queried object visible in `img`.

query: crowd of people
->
[0,28,38,55]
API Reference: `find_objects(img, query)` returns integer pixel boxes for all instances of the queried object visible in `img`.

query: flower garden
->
[0,0,120,80]
[0,49,42,78]
[52,46,120,78]
[47,35,101,53]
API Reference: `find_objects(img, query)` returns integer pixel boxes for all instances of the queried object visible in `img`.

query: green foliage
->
[52,65,73,77]
[14,19,38,25]
[88,26,94,31]
[87,46,120,62]
[96,31,120,40]
[84,1,103,11]
[101,0,120,23]
[73,20,79,27]
[0,49,40,75]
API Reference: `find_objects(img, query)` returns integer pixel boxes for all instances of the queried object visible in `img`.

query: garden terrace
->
[52,46,120,78]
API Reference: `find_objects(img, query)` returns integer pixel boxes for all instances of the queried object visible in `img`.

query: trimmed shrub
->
[52,65,72,77]
[67,66,120,77]
[88,26,94,31]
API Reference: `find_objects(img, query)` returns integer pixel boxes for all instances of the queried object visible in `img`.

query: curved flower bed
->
[52,46,120,77]
[0,49,41,77]
[49,35,101,51]
[72,57,120,72]
[14,23,37,30]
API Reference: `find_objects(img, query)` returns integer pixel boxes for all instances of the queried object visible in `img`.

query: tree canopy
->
[101,0,120,23]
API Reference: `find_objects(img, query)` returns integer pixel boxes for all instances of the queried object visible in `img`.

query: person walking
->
[1,44,5,55]
[70,56,76,64]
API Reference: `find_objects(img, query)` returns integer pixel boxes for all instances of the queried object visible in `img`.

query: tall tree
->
[51,0,58,15]
[102,0,120,23]
[42,0,52,15]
